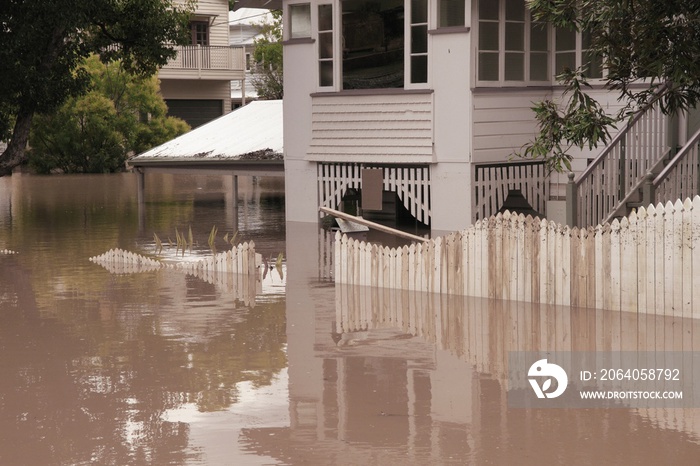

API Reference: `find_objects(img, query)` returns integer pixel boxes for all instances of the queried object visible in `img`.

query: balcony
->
[159,45,245,80]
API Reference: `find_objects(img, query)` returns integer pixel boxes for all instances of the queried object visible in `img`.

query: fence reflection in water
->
[335,283,700,437]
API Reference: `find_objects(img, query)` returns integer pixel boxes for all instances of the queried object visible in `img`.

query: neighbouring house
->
[279,0,700,233]
[229,8,275,109]
[158,0,246,128]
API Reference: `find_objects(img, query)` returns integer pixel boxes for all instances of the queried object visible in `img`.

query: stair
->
[570,94,671,227]
[607,149,675,222]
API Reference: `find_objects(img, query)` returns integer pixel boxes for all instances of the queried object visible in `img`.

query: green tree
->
[251,10,283,100]
[516,0,700,173]
[0,0,194,176]
[29,56,190,174]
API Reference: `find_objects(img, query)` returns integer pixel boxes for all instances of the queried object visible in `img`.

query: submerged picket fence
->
[89,243,262,305]
[334,196,700,317]
[89,242,261,276]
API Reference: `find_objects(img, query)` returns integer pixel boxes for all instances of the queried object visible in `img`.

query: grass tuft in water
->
[208,225,218,254]
[153,233,163,255]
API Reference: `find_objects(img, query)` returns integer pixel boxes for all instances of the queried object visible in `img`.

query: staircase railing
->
[568,101,669,227]
[643,126,700,206]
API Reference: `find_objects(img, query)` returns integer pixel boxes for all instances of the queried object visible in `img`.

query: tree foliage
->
[251,10,283,100]
[29,56,190,174]
[517,70,616,173]
[0,0,194,175]
[516,0,700,172]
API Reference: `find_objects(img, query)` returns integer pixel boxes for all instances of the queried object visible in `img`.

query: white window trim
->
[473,0,551,87]
[318,2,340,92]
[473,0,606,88]
[435,0,468,29]
[287,2,312,41]
[405,0,431,89]
[316,0,432,92]
[315,2,338,91]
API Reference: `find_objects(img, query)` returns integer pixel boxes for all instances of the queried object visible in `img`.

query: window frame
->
[474,0,606,87]
[405,0,430,89]
[288,3,312,40]
[317,3,336,89]
[313,0,432,92]
[190,21,209,46]
[437,0,466,29]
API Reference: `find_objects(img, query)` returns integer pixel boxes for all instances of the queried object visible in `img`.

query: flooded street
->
[0,173,699,465]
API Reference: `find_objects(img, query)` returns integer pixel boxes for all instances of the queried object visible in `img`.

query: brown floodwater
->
[0,172,699,465]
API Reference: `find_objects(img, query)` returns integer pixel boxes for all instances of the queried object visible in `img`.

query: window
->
[190,21,209,46]
[504,0,525,81]
[529,19,548,81]
[554,28,576,75]
[289,3,311,39]
[554,28,603,79]
[477,0,604,85]
[342,0,404,89]
[438,0,465,27]
[245,53,251,71]
[318,4,334,87]
[410,0,428,84]
[582,30,603,79]
[311,0,429,91]
[477,0,499,81]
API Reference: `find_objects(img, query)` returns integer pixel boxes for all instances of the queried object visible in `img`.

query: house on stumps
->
[273,0,700,233]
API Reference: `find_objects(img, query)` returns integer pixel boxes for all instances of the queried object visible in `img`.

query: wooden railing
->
[161,45,245,72]
[570,101,668,227]
[645,126,700,205]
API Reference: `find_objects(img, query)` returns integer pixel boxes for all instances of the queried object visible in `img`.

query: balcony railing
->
[161,45,245,73]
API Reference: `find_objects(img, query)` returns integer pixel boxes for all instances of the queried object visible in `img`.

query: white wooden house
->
[279,0,700,232]
[158,0,246,127]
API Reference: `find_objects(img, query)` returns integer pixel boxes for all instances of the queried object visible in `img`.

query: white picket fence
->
[334,196,700,317]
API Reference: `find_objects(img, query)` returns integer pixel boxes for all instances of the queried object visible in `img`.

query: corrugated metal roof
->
[131,100,282,161]
[229,8,273,27]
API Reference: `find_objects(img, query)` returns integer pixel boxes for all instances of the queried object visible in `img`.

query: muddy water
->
[0,173,699,465]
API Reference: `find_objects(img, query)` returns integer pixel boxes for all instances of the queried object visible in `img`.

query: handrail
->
[575,82,670,187]
[574,109,644,187]
[569,84,671,227]
[653,126,700,187]
[319,206,430,243]
[602,147,671,224]
[161,45,245,71]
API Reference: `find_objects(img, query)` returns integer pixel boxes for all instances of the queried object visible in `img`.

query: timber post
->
[642,172,655,208]
[566,172,578,228]
[136,168,146,233]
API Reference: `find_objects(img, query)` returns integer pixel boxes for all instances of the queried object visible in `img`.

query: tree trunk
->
[0,109,33,176]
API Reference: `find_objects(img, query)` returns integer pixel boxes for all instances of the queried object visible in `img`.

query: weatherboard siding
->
[193,0,230,47]
[472,90,550,164]
[472,88,627,165]
[307,93,434,163]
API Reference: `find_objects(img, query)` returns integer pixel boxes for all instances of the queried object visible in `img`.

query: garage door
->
[165,100,223,128]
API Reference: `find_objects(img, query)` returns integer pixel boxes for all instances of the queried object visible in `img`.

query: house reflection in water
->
[237,223,700,465]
